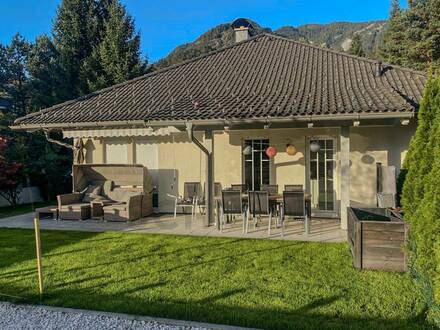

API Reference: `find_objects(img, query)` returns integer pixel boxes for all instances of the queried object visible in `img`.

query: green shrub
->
[396,168,407,207]
[402,72,440,326]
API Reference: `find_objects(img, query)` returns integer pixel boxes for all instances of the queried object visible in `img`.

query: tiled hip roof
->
[14,34,426,129]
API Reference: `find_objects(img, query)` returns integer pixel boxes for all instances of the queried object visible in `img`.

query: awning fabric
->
[63,126,180,138]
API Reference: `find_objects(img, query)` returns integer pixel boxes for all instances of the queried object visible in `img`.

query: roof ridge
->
[15,34,266,124]
[264,33,427,77]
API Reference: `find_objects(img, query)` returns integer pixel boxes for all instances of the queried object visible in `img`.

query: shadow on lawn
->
[0,229,99,271]
[0,229,432,329]
[0,282,430,330]
[62,237,245,274]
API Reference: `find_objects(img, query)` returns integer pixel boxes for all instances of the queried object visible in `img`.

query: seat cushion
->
[103,203,127,212]
[102,180,114,198]
[60,203,91,211]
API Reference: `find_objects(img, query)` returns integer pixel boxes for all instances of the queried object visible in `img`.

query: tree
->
[380,0,440,71]
[402,72,440,216]
[27,35,70,109]
[349,34,365,57]
[52,0,146,95]
[82,1,146,91]
[0,34,31,118]
[379,0,407,66]
[0,137,23,206]
[52,0,102,96]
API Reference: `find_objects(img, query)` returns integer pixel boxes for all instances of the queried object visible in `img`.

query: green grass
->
[0,229,432,330]
[0,202,55,219]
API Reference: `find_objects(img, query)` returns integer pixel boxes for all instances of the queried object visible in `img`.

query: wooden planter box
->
[347,207,408,272]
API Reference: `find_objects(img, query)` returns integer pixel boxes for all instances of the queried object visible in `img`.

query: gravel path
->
[0,302,217,330]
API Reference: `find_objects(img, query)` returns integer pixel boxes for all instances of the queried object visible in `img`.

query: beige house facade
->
[69,122,415,229]
[13,29,426,231]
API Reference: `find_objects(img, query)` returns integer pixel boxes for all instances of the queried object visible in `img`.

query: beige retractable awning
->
[63,126,181,139]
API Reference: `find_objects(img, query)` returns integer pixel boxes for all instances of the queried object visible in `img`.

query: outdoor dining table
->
[215,193,312,231]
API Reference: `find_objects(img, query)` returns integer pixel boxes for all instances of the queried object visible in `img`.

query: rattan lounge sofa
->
[57,164,153,222]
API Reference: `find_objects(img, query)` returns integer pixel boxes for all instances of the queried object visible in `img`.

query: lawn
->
[0,202,55,219]
[0,229,431,330]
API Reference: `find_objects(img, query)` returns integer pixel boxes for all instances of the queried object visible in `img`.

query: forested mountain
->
[154,19,386,69]
[276,21,386,55]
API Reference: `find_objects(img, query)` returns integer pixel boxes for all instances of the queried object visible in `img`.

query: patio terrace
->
[0,213,345,242]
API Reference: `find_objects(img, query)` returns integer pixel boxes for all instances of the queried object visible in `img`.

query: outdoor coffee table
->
[35,206,58,220]
[91,200,112,220]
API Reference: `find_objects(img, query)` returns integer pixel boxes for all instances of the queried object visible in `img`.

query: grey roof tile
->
[14,34,427,127]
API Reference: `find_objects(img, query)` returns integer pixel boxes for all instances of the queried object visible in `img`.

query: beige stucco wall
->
[214,127,340,192]
[81,124,415,215]
[349,123,416,207]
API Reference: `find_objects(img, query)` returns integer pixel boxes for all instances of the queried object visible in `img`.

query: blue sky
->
[0,0,406,62]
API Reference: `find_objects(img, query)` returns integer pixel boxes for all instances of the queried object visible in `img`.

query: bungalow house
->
[12,22,426,230]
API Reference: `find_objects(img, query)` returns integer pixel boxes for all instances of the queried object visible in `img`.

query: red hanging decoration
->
[265,146,277,158]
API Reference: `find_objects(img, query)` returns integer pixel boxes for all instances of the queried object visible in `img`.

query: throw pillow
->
[82,185,102,203]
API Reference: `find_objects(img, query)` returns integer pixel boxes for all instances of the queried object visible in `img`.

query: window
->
[243,139,270,191]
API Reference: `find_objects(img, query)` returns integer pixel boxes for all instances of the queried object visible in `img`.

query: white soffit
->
[63,126,181,138]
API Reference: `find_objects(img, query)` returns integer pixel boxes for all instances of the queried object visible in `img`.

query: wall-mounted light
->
[307,122,314,128]
[400,119,410,126]
[353,120,360,127]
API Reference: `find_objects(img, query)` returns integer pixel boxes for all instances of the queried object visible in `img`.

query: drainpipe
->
[185,122,215,227]
[186,123,209,155]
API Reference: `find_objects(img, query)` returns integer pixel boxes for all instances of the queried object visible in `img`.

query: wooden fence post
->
[34,217,43,296]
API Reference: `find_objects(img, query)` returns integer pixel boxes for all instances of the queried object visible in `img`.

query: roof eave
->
[10,112,416,132]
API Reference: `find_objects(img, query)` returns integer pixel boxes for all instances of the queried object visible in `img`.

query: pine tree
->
[380,0,440,71]
[0,33,31,118]
[52,0,102,96]
[379,0,407,66]
[83,1,146,91]
[349,34,365,57]
[28,35,70,109]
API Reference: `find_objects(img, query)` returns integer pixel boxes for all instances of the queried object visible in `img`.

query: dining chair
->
[247,191,274,236]
[284,184,304,191]
[261,184,280,218]
[221,190,246,233]
[281,190,309,237]
[231,184,245,192]
[167,182,202,220]
[197,182,222,217]
[261,184,279,195]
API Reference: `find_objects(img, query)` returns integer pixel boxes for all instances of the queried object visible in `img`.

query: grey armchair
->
[57,193,91,220]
